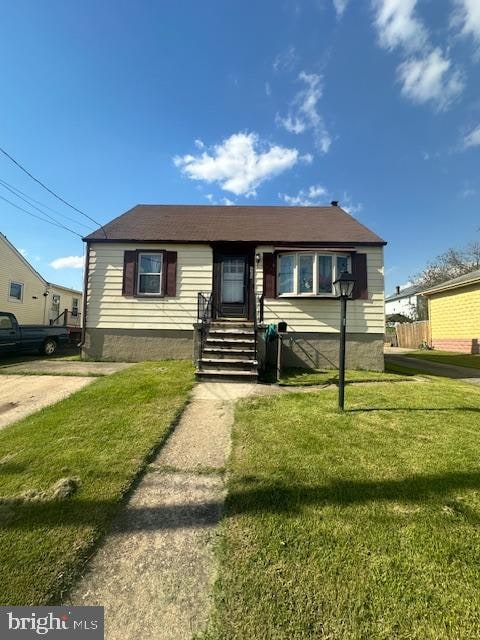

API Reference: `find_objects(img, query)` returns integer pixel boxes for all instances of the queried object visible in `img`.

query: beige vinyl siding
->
[0,235,48,324]
[87,243,212,330]
[48,285,83,322]
[256,245,385,334]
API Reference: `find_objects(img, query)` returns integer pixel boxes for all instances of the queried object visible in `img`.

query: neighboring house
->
[0,232,83,328]
[82,204,386,375]
[385,283,427,321]
[422,269,480,354]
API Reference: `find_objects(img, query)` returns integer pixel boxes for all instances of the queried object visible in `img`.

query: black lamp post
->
[333,271,356,411]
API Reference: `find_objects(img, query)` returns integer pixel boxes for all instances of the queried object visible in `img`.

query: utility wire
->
[0,177,93,230]
[0,145,105,234]
[0,179,92,232]
[0,194,83,238]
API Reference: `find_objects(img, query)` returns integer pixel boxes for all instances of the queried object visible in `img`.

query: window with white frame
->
[71,298,79,316]
[277,252,351,296]
[137,252,163,295]
[9,281,24,302]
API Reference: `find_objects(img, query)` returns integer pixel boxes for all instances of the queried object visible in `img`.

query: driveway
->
[0,360,132,376]
[386,353,480,386]
[0,375,94,429]
[0,360,133,429]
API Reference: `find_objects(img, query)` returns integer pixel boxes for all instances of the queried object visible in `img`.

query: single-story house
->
[0,232,83,327]
[385,283,427,322]
[82,203,386,378]
[422,269,480,353]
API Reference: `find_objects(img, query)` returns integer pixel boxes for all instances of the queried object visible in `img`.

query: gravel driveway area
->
[0,374,94,429]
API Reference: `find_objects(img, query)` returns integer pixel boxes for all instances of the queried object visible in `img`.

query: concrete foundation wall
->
[83,327,384,370]
[83,328,194,362]
[263,331,385,371]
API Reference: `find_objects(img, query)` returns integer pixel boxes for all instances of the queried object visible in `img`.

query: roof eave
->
[423,277,480,296]
[83,236,386,246]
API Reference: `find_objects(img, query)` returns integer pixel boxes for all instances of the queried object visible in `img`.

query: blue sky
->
[0,0,479,293]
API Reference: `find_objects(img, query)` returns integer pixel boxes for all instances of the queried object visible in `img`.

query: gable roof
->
[422,268,480,296]
[84,204,386,245]
[0,232,82,295]
[385,283,426,302]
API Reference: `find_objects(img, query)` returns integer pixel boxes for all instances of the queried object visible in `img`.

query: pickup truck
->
[0,312,70,356]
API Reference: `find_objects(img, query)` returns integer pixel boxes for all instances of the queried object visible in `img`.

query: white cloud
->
[276,71,332,153]
[273,46,298,72]
[279,184,328,206]
[333,0,348,18]
[194,139,205,150]
[372,0,464,110]
[205,194,236,205]
[464,124,480,148]
[265,82,271,96]
[50,256,84,270]
[452,0,480,46]
[19,248,28,257]
[398,48,464,109]
[460,187,476,198]
[341,192,363,215]
[174,132,301,196]
[372,0,427,52]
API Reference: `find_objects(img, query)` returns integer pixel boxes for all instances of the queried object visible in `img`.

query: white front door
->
[222,258,245,304]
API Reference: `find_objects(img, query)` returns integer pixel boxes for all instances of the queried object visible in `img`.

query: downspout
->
[78,241,90,347]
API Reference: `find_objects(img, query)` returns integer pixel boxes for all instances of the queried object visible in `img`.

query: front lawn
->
[407,349,480,370]
[263,366,412,386]
[206,377,480,639]
[0,361,194,605]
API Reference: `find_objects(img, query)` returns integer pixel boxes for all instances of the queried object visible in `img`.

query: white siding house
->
[0,232,83,326]
[83,204,386,374]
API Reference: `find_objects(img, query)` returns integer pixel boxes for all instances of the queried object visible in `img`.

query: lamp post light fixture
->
[333,271,356,411]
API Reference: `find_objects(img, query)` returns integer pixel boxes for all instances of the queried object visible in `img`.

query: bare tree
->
[412,241,480,288]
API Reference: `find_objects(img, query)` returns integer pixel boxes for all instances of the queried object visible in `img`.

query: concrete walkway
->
[386,353,480,386]
[68,381,284,640]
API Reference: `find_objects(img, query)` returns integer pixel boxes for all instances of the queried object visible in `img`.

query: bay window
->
[278,254,295,295]
[277,252,351,296]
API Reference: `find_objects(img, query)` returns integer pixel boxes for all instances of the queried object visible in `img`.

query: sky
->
[0,0,479,294]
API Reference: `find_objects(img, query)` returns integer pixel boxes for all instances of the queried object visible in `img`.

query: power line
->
[0,179,92,232]
[0,177,93,230]
[0,194,83,238]
[0,145,104,232]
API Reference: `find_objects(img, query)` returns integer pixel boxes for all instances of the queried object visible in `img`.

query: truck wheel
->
[42,338,57,356]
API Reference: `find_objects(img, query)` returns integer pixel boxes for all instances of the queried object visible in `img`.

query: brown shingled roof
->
[85,204,385,245]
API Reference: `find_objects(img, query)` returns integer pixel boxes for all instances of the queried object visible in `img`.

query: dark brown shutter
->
[165,251,177,297]
[352,253,368,300]
[263,253,276,298]
[122,250,137,296]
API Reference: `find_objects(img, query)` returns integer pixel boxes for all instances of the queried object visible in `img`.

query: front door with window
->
[50,294,61,321]
[220,256,247,317]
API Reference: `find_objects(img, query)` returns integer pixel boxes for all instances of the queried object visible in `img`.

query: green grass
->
[262,366,412,386]
[205,377,480,639]
[0,360,194,606]
[406,350,480,370]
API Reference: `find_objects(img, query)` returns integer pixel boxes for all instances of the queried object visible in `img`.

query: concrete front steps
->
[196,321,258,382]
